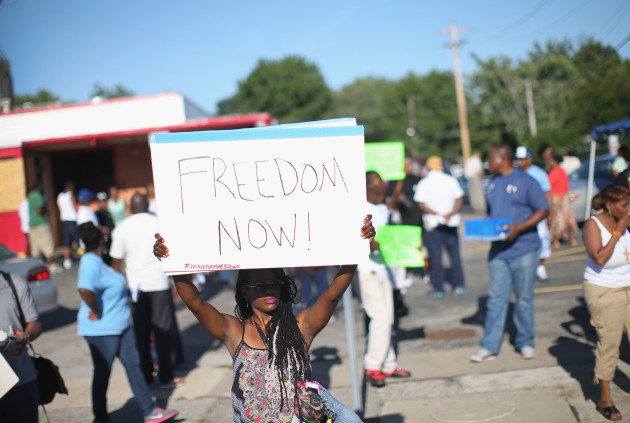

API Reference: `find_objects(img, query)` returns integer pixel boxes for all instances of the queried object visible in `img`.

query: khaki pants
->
[28,224,54,260]
[584,282,630,381]
[359,271,397,373]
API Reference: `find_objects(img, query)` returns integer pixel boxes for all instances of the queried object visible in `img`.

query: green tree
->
[329,77,393,142]
[469,40,581,153]
[387,71,461,158]
[13,89,60,109]
[217,56,332,123]
[566,39,630,132]
[90,83,134,99]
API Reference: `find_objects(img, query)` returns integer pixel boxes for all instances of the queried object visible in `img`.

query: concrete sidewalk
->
[41,301,625,423]
[37,211,626,422]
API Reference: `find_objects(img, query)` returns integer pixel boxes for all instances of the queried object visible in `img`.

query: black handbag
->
[2,271,68,405]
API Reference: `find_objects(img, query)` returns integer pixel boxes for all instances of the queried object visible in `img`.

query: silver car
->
[0,243,59,314]
[568,154,615,224]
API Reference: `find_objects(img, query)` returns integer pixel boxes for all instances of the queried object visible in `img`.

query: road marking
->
[534,283,583,294]
[549,246,585,257]
[462,244,490,256]
[545,255,586,264]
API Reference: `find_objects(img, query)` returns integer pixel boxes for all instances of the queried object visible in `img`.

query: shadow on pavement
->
[560,296,597,343]
[548,295,630,411]
[108,397,143,423]
[365,413,404,422]
[311,346,341,388]
[41,306,78,331]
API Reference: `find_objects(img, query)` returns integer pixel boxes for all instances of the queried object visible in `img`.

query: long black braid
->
[234,268,312,415]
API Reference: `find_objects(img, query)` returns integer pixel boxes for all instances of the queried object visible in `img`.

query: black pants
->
[132,289,174,385]
[0,378,38,423]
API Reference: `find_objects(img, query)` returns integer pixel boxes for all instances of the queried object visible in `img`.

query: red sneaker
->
[383,368,411,378]
[365,369,386,387]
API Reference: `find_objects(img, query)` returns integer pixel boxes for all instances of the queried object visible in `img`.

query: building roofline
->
[21,113,274,149]
[1,92,185,116]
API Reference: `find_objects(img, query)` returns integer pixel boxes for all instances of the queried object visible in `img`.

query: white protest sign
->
[150,123,369,274]
[0,352,18,398]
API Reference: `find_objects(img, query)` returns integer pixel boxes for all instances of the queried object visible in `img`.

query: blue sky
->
[1,0,628,114]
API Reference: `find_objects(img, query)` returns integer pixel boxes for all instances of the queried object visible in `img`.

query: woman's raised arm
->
[297,215,375,346]
[154,234,241,354]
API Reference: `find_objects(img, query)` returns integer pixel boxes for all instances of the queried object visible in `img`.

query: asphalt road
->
[32,210,606,421]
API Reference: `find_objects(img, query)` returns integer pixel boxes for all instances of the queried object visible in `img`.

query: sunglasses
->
[243,279,286,293]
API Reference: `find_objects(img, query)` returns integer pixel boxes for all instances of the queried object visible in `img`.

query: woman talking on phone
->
[582,185,630,421]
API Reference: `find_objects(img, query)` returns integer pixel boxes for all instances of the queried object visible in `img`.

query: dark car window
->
[569,158,613,181]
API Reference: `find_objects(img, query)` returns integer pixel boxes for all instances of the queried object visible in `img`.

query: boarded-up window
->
[0,157,26,212]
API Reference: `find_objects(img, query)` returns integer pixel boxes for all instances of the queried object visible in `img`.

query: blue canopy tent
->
[592,118,630,140]
[583,118,630,219]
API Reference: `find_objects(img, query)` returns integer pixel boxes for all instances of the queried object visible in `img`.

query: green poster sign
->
[364,142,405,180]
[375,225,424,267]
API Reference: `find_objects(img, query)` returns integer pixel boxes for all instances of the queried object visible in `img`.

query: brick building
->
[0,92,273,255]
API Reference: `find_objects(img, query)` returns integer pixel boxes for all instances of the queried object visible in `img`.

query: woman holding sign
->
[153,216,374,423]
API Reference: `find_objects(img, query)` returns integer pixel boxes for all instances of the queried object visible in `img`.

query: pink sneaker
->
[144,407,178,423]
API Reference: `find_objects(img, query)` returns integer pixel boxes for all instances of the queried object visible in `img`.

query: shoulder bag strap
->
[1,270,27,328]
[1,270,38,356]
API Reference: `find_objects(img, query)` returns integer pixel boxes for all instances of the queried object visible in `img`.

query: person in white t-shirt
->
[464,151,486,213]
[359,171,411,388]
[18,197,30,256]
[110,193,181,389]
[414,156,466,298]
[76,188,99,227]
[57,180,78,269]
[560,150,581,176]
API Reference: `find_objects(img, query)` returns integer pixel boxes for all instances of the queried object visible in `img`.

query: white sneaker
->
[49,263,63,274]
[536,265,548,282]
[520,346,536,360]
[63,259,72,270]
[470,348,497,363]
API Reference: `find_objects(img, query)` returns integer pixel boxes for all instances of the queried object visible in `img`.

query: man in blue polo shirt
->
[470,145,549,363]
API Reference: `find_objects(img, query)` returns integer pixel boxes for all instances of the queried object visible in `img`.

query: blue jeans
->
[424,226,465,292]
[301,267,329,308]
[85,327,154,422]
[291,382,362,423]
[481,247,540,354]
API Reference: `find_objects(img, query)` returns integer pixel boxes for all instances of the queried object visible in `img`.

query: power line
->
[473,0,553,42]
[594,0,630,40]
[533,0,591,34]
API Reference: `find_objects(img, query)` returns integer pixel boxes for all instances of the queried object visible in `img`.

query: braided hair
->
[234,268,312,415]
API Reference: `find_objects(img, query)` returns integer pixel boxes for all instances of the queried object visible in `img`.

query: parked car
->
[568,154,615,224]
[0,242,59,314]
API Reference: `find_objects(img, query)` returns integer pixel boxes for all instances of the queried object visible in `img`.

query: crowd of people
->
[4,141,630,422]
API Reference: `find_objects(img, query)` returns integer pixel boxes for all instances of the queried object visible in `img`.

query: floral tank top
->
[231,339,296,422]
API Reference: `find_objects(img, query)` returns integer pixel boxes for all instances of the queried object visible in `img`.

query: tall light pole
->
[524,80,538,137]
[437,22,471,163]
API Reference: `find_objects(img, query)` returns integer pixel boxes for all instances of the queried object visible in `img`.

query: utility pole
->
[437,21,471,163]
[524,80,538,137]
[406,94,421,157]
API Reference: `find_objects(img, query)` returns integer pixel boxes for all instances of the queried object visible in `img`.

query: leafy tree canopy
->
[90,83,134,99]
[13,89,60,109]
[217,55,332,123]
